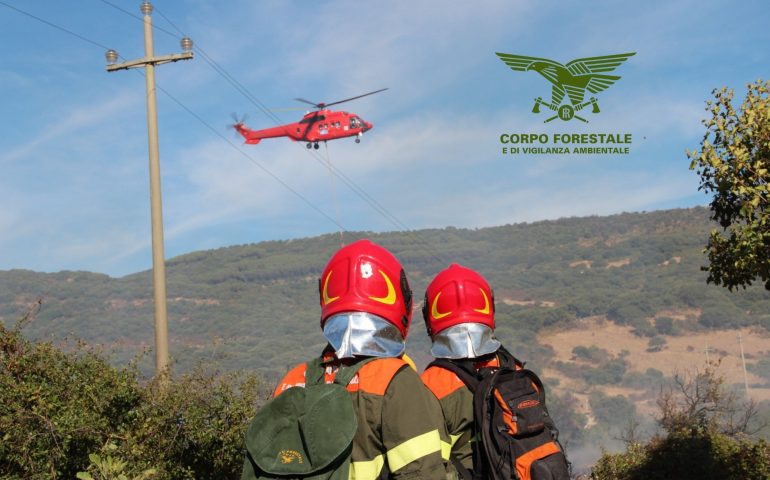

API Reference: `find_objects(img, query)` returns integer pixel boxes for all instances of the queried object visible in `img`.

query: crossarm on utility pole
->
[106,52,193,72]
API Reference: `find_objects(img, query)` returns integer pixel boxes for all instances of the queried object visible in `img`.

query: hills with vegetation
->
[2,207,768,378]
[2,206,770,477]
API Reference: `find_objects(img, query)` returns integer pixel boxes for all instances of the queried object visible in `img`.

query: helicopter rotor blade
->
[268,106,308,112]
[322,88,388,108]
[294,97,322,108]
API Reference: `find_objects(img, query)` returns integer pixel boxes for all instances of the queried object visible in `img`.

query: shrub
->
[622,368,664,390]
[630,317,656,337]
[591,430,770,480]
[572,345,611,364]
[646,336,667,353]
[0,318,142,479]
[583,358,628,385]
[0,314,268,480]
[654,317,677,335]
[589,391,636,427]
[116,367,266,479]
[590,365,770,479]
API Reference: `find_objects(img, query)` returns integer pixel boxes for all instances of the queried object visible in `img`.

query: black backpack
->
[429,347,570,480]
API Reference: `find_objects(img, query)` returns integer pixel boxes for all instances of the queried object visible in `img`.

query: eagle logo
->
[495,52,635,123]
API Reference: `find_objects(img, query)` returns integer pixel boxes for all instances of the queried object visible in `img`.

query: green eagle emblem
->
[496,52,636,122]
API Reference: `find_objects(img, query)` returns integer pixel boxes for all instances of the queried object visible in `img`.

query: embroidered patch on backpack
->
[279,450,303,464]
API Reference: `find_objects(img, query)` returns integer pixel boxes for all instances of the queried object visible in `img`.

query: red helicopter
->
[232,88,387,149]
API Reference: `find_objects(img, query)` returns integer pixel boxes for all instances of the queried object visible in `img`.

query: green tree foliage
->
[590,366,770,479]
[0,315,268,480]
[689,81,770,291]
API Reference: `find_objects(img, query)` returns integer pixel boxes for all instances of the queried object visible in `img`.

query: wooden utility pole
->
[105,1,193,377]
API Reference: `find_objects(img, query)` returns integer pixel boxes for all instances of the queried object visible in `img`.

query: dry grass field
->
[538,316,770,419]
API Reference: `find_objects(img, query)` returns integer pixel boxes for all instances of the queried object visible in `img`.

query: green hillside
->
[1,207,769,381]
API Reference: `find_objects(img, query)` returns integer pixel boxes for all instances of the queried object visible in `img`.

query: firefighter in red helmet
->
[421,264,501,360]
[421,264,531,477]
[256,239,452,479]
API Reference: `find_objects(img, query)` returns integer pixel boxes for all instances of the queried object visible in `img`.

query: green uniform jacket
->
[269,356,453,480]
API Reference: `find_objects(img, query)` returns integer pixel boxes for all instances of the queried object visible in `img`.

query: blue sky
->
[1,0,768,277]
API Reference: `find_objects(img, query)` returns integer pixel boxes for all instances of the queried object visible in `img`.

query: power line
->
[100,1,445,263]
[0,1,111,51]
[154,82,345,230]
[4,1,447,265]
[146,4,447,264]
[1,1,341,229]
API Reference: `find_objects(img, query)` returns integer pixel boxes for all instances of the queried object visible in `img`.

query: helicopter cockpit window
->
[349,117,360,128]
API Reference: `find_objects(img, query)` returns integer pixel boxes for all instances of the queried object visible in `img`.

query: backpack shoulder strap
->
[304,357,326,386]
[428,347,525,392]
[304,356,379,387]
[334,357,378,386]
[496,345,525,369]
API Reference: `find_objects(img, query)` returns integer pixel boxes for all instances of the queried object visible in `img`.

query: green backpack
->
[241,357,374,480]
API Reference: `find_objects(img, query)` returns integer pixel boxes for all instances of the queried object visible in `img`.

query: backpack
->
[241,357,374,480]
[429,347,570,480]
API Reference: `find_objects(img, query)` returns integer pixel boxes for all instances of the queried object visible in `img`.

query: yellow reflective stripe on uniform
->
[348,454,385,480]
[441,433,463,460]
[441,440,451,460]
[386,429,442,472]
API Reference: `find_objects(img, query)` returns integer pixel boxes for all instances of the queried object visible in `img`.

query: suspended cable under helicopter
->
[14,0,449,265]
[322,142,345,247]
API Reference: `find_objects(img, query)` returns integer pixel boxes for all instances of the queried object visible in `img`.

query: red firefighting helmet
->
[422,263,495,337]
[319,239,413,338]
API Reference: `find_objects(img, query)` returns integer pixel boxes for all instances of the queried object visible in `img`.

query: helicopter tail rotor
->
[228,113,250,140]
[228,112,248,127]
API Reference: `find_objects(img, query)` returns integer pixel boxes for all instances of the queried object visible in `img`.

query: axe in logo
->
[533,96,600,123]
